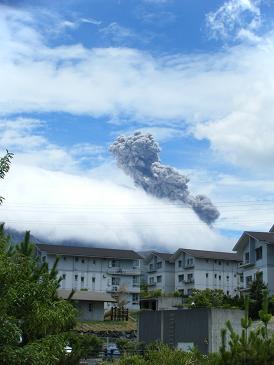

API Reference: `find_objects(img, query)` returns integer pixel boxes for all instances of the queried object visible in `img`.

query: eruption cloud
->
[109,132,220,225]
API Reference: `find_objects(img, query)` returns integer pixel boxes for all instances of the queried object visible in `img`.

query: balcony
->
[239,261,254,268]
[107,267,141,276]
[184,263,194,269]
[184,278,194,284]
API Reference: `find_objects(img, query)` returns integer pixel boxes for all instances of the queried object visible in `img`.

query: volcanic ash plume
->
[109,132,220,225]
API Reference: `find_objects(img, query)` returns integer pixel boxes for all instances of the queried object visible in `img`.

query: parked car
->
[104,342,120,358]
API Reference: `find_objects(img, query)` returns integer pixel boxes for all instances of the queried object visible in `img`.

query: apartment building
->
[145,252,175,293]
[233,229,274,295]
[171,248,241,296]
[35,243,142,310]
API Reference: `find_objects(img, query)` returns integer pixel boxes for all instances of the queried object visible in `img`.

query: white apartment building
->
[172,248,241,296]
[233,229,274,295]
[36,244,142,310]
[145,252,175,293]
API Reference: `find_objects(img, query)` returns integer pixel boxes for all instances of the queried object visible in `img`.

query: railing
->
[107,268,141,275]
[147,267,157,273]
[184,278,194,284]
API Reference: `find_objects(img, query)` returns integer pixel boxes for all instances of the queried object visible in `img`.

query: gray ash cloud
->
[109,132,220,225]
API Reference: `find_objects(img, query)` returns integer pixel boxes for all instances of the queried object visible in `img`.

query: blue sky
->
[0,0,274,252]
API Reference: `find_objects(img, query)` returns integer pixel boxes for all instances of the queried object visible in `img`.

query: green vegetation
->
[187,289,243,309]
[0,150,13,204]
[0,227,101,364]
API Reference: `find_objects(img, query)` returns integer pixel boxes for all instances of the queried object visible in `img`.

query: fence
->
[110,306,129,321]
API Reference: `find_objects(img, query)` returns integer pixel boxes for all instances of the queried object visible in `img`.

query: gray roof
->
[233,231,274,251]
[57,289,116,302]
[144,251,173,264]
[36,243,142,260]
[171,248,241,262]
[245,231,274,243]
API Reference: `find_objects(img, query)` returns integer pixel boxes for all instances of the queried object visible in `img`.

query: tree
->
[249,271,267,319]
[0,150,13,204]
[0,227,100,364]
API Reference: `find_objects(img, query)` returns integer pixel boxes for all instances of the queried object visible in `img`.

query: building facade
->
[145,252,175,294]
[171,248,241,296]
[36,244,142,310]
[233,229,274,295]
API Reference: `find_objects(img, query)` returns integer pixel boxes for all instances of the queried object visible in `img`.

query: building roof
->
[233,231,274,251]
[171,248,241,262]
[144,251,173,264]
[36,243,142,260]
[57,289,116,302]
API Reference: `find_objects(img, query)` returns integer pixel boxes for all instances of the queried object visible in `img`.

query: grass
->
[76,318,137,332]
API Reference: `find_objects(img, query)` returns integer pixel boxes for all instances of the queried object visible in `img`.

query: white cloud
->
[0,162,230,252]
[1,4,274,173]
[206,0,262,41]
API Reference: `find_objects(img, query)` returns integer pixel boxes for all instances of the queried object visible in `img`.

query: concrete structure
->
[171,248,241,296]
[138,308,244,354]
[36,244,142,310]
[58,289,115,321]
[233,229,274,295]
[145,252,175,294]
[140,296,182,311]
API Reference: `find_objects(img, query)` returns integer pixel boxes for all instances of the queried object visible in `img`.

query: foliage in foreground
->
[109,292,274,365]
[0,227,101,364]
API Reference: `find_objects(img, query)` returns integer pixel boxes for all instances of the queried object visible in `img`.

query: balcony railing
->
[147,267,157,273]
[107,268,141,275]
[184,278,194,284]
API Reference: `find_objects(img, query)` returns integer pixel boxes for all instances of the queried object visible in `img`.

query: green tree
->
[249,271,267,319]
[0,227,100,364]
[0,150,13,204]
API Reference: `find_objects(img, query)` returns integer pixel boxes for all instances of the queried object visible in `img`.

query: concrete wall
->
[138,308,244,354]
[76,301,105,321]
[208,308,244,353]
[147,255,175,294]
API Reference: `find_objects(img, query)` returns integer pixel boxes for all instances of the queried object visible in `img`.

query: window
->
[187,288,193,296]
[178,274,184,282]
[206,273,209,278]
[218,261,221,265]
[226,262,229,266]
[226,276,229,281]
[93,260,96,264]
[178,260,182,268]
[62,274,66,280]
[149,263,154,271]
[206,259,209,263]
[246,275,252,286]
[214,260,217,264]
[133,276,139,285]
[92,277,96,283]
[81,259,85,264]
[42,256,46,262]
[245,252,250,263]
[187,273,193,281]
[112,277,120,285]
[256,247,262,260]
[81,276,84,282]
[149,277,155,284]
[214,274,217,279]
[187,258,193,266]
[157,275,162,283]
[88,303,93,312]
[111,259,120,267]
[226,291,230,295]
[219,275,221,280]
[74,275,78,281]
[63,256,66,261]
[133,260,139,268]
[156,261,162,269]
[132,293,139,303]
[75,257,79,262]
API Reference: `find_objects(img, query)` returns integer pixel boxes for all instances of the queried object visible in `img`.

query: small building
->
[233,228,274,295]
[138,308,243,354]
[145,252,174,294]
[58,289,116,321]
[171,248,241,297]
